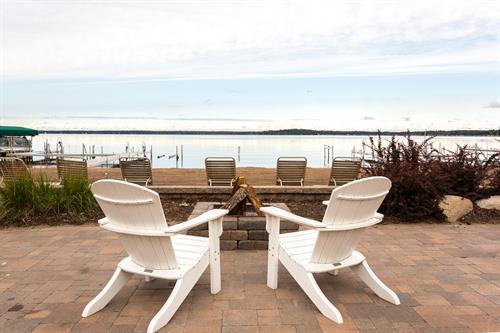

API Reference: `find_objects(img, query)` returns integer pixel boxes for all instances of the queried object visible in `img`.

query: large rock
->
[439,195,473,222]
[476,196,500,211]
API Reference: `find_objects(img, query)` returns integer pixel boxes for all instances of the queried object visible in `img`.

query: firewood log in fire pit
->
[222,176,263,216]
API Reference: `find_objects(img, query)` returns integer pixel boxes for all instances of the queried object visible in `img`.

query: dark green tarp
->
[0,126,39,136]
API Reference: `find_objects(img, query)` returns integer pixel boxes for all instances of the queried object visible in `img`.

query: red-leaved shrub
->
[364,134,444,220]
[363,133,499,221]
[431,147,499,201]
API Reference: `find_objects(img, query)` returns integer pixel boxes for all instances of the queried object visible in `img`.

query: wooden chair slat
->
[119,158,153,186]
[0,157,30,183]
[205,157,236,186]
[57,159,88,181]
[276,157,307,186]
[329,157,361,186]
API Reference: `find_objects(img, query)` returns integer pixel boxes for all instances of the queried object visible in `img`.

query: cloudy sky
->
[1,0,499,131]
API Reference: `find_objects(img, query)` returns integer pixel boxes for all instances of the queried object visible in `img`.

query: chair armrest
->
[99,218,171,236]
[260,206,325,229]
[98,210,229,237]
[165,209,229,234]
[322,214,384,231]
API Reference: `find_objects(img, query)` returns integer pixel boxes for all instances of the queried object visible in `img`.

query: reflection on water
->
[33,134,499,168]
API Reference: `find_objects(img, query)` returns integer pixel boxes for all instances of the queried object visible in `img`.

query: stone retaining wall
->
[186,202,299,250]
[152,185,333,202]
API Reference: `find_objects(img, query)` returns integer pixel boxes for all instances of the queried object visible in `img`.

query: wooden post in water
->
[175,146,179,168]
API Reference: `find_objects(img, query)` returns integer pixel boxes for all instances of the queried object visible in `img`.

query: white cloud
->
[3,98,496,131]
[485,102,500,108]
[1,0,498,81]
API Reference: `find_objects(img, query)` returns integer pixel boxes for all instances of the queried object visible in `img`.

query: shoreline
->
[31,166,332,186]
[38,129,500,136]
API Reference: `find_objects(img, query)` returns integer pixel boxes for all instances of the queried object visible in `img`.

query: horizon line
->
[37,128,500,137]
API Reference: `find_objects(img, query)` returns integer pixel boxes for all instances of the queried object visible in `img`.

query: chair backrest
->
[205,157,236,186]
[310,177,391,264]
[0,157,30,182]
[276,157,307,186]
[91,179,177,270]
[57,159,88,181]
[119,158,153,186]
[329,157,361,186]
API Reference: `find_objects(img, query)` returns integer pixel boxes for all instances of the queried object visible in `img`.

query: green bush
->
[0,176,98,224]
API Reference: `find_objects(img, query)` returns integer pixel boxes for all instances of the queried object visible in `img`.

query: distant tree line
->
[39,128,499,136]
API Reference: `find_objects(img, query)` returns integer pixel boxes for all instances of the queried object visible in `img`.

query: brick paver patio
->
[1,224,499,333]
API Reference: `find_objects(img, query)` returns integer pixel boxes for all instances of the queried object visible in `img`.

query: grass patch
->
[0,176,98,227]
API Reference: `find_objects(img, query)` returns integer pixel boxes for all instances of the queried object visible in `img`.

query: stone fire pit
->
[187,202,299,250]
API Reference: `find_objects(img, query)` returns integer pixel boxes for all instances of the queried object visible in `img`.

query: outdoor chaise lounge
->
[0,157,30,184]
[119,157,153,186]
[329,157,362,186]
[82,180,228,333]
[56,158,88,181]
[261,177,400,323]
[205,157,236,186]
[276,157,307,186]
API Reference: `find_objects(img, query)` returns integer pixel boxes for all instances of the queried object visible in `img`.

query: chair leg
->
[351,260,400,305]
[82,267,132,317]
[281,253,343,323]
[209,237,221,294]
[328,269,339,276]
[147,265,204,333]
[209,218,223,294]
[265,216,280,289]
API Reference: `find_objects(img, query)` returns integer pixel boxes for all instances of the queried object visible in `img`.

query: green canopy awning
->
[0,126,39,137]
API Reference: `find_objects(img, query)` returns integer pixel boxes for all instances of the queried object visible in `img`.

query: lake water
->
[33,134,500,168]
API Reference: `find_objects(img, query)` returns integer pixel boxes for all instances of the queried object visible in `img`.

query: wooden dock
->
[7,151,143,167]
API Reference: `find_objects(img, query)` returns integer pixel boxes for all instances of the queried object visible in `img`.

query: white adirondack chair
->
[82,180,228,333]
[261,176,400,324]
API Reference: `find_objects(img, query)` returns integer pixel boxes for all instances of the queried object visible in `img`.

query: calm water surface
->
[33,134,500,168]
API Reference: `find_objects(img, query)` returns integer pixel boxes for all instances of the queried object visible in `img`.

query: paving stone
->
[223,220,238,230]
[223,309,258,326]
[238,240,268,250]
[249,230,269,240]
[238,218,267,230]
[2,224,500,333]
[220,240,238,251]
[32,323,74,333]
[221,230,248,241]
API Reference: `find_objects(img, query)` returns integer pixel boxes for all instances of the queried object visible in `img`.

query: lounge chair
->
[0,157,30,183]
[329,157,361,186]
[82,180,228,333]
[276,157,307,186]
[56,158,88,182]
[119,157,153,186]
[205,157,236,186]
[261,177,400,323]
